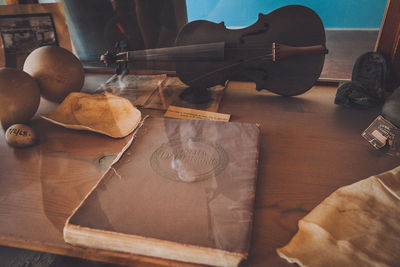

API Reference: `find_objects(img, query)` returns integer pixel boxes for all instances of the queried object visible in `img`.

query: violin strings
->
[95,49,275,85]
[187,53,274,84]
[226,48,273,52]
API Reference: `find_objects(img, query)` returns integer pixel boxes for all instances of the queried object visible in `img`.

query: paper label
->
[362,115,398,149]
[164,106,230,122]
[371,129,387,144]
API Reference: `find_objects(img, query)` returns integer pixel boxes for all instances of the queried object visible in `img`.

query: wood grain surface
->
[0,75,398,267]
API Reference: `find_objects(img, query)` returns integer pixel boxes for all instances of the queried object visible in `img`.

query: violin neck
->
[123,42,225,62]
[108,41,327,65]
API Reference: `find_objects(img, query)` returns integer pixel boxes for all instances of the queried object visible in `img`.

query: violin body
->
[175,5,326,96]
[101,5,327,96]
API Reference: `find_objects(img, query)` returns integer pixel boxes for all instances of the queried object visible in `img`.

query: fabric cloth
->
[277,166,400,267]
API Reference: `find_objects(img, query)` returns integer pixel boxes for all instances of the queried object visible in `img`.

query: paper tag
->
[371,129,387,144]
[361,115,398,149]
[164,106,230,122]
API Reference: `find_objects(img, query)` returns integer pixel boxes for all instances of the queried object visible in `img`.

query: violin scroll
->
[100,50,130,74]
[100,51,114,66]
[100,51,129,66]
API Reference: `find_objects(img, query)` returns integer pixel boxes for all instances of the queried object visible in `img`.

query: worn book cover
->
[64,118,260,267]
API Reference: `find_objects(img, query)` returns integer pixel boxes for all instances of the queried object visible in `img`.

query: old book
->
[64,118,260,266]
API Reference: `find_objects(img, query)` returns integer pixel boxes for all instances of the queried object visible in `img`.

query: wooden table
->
[0,74,398,267]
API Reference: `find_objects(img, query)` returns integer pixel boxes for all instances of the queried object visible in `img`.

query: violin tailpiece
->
[272,42,328,61]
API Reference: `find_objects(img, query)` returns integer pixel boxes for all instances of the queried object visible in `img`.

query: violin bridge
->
[272,42,276,62]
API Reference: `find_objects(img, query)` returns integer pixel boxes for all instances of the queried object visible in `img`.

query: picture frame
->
[0,3,71,69]
[375,0,400,89]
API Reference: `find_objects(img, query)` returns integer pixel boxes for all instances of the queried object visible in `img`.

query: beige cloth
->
[41,92,141,138]
[277,166,400,267]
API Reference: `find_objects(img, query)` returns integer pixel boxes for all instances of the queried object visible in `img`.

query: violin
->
[101,5,328,96]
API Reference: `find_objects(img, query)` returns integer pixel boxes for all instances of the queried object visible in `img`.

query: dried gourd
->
[41,92,141,138]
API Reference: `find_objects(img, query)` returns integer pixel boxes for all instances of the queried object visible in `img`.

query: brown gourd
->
[0,68,41,130]
[23,46,85,103]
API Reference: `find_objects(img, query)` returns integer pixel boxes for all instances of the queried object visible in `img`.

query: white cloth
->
[277,166,400,267]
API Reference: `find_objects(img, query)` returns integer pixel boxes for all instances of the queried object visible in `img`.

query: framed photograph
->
[375,0,400,89]
[0,3,71,69]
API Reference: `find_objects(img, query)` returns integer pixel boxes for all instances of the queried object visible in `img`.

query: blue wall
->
[186,0,387,29]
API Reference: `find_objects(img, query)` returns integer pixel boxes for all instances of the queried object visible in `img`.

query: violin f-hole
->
[239,23,269,44]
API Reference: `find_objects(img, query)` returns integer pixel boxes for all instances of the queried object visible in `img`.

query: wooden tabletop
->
[0,74,398,267]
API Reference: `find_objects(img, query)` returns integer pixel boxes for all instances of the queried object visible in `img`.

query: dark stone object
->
[335,81,382,108]
[335,52,387,108]
[382,87,400,128]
